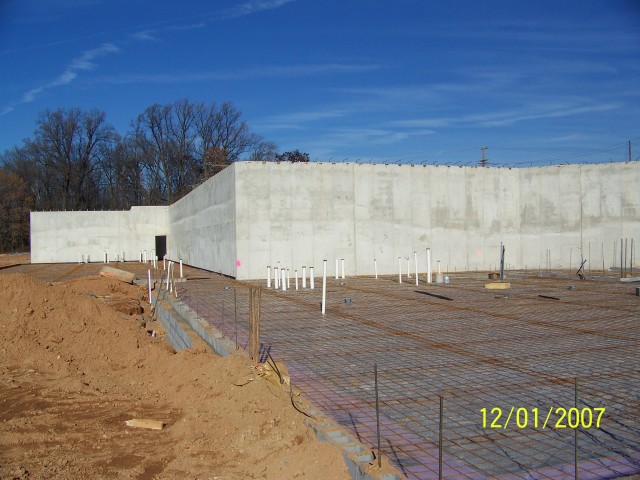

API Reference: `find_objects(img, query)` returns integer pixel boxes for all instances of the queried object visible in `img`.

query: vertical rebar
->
[374,363,381,468]
[624,238,628,277]
[575,377,579,480]
[234,287,238,349]
[621,238,624,278]
[602,242,605,273]
[439,395,444,480]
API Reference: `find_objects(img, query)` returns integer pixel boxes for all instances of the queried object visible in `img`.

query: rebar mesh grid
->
[7,263,640,479]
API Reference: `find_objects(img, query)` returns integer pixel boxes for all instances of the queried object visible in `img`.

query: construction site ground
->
[2,254,639,479]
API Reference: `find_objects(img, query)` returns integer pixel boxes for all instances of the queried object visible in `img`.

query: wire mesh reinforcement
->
[8,263,640,480]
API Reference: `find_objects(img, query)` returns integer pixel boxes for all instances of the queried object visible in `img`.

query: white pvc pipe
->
[281,268,286,291]
[267,266,271,288]
[163,256,166,270]
[335,259,339,279]
[287,268,291,289]
[302,266,307,288]
[322,260,327,315]
[166,262,172,290]
[398,257,402,283]
[426,248,432,284]
[147,269,152,305]
[154,256,157,269]
[180,259,183,278]
[341,259,345,279]
[295,270,299,290]
[144,250,147,263]
[275,265,279,289]
[310,267,315,289]
[414,252,419,286]
[374,258,378,279]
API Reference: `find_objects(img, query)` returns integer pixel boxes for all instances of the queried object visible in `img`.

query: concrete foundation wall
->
[30,161,639,279]
[30,206,169,264]
[235,161,640,279]
[168,165,236,277]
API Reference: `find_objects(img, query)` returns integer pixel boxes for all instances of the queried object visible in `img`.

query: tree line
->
[0,98,309,252]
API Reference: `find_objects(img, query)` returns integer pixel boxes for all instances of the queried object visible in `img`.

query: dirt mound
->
[0,273,348,479]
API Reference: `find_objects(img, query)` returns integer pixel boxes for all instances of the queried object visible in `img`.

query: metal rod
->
[621,238,623,278]
[575,377,579,480]
[375,363,381,468]
[625,238,628,277]
[234,287,238,349]
[439,395,444,480]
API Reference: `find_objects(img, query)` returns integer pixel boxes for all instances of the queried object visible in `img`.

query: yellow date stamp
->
[480,407,605,430]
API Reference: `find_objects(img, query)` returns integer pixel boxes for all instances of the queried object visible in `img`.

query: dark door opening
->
[155,236,167,259]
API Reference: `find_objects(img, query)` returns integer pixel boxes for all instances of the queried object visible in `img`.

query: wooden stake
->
[248,287,262,362]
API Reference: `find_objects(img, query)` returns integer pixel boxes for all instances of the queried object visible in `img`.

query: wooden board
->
[125,418,165,430]
[485,282,511,290]
[99,266,135,284]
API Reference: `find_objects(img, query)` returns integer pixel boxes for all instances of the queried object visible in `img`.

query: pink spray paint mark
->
[236,260,241,267]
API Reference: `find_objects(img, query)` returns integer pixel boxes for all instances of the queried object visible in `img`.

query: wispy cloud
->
[97,62,383,84]
[223,0,297,19]
[1,43,119,116]
[391,102,623,129]
[131,30,158,42]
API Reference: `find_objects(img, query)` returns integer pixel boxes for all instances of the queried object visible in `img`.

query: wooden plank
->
[125,418,165,430]
[99,266,135,284]
[484,282,511,290]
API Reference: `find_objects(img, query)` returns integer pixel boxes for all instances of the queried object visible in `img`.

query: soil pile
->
[0,273,348,479]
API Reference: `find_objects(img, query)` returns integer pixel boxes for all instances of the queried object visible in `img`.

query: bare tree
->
[195,101,268,179]
[0,169,33,251]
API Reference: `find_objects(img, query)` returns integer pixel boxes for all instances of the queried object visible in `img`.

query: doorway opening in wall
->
[155,236,167,260]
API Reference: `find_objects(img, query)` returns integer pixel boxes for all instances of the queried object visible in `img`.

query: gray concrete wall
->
[167,165,236,277]
[30,206,169,264]
[234,161,640,279]
[30,161,639,279]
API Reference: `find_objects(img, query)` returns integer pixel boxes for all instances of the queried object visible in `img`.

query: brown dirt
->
[0,253,30,268]
[0,273,349,479]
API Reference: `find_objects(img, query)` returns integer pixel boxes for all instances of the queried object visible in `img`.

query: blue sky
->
[1,0,639,165]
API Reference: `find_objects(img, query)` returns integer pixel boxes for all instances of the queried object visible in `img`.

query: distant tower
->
[480,146,488,167]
